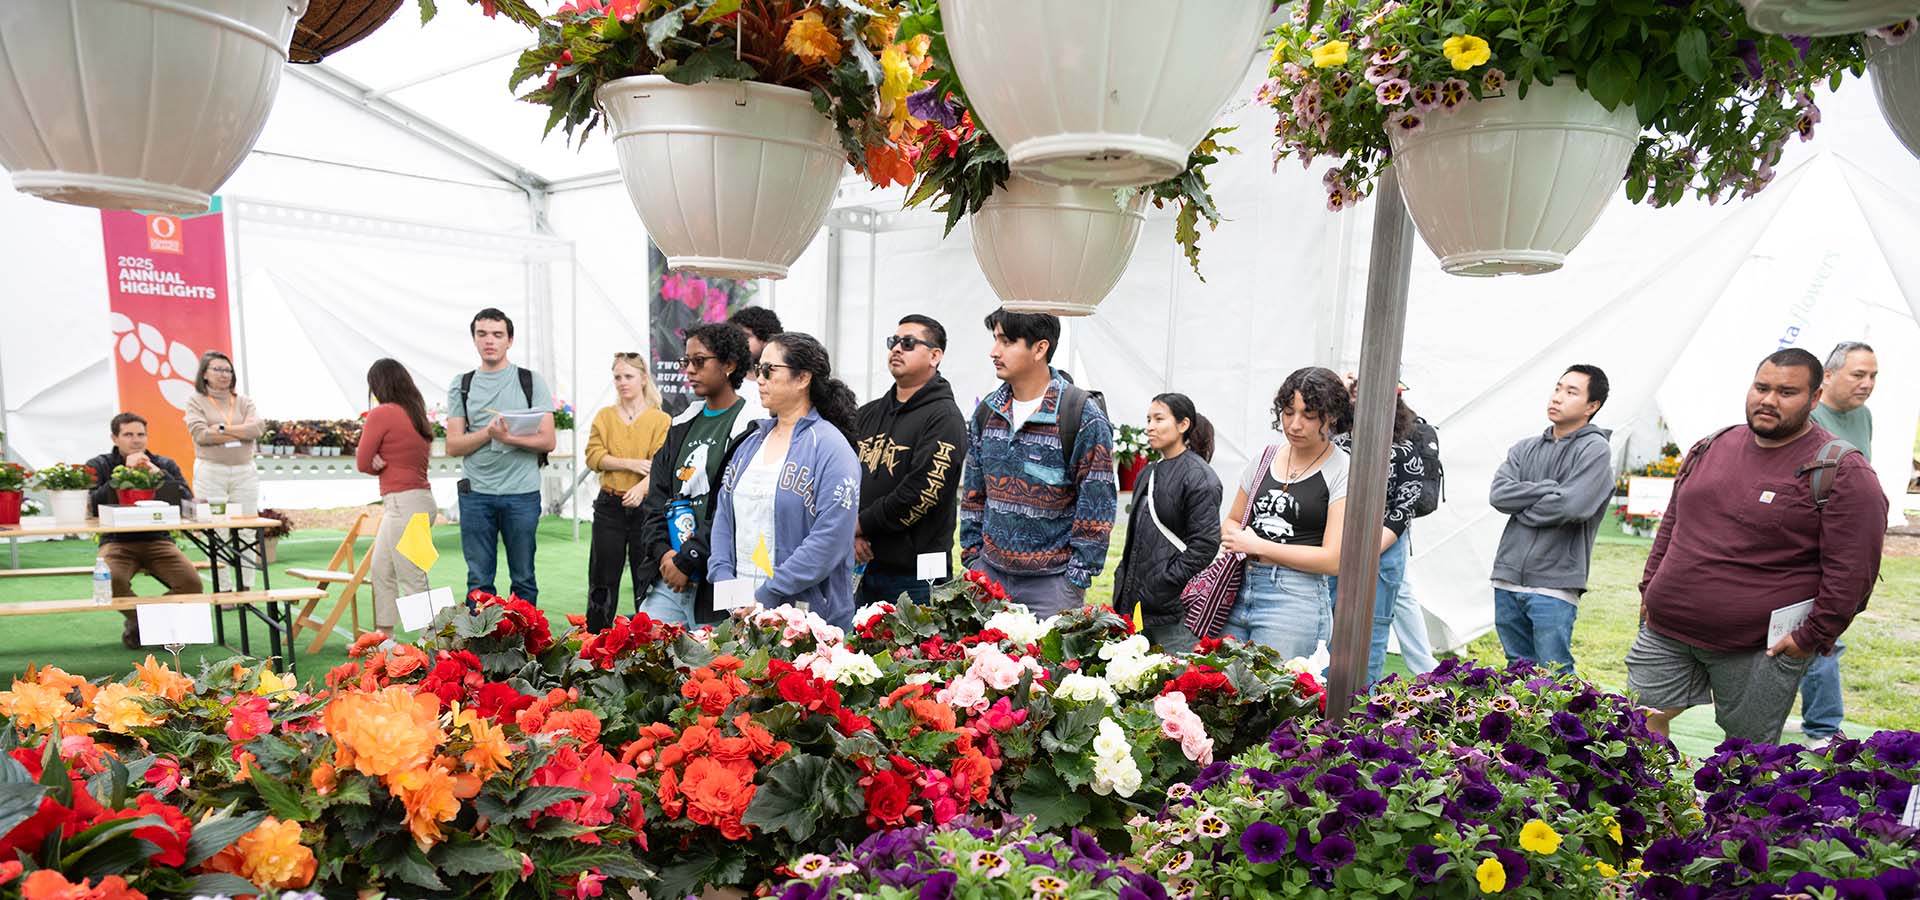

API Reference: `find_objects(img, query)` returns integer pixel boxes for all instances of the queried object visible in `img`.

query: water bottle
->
[92,555,112,606]
[665,499,696,552]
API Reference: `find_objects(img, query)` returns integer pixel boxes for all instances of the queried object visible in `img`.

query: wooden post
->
[1327,168,1416,717]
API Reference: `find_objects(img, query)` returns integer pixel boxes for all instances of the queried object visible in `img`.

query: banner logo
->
[146,215,184,255]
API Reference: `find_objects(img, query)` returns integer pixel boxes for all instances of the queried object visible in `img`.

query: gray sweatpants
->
[1624,626,1815,744]
[975,560,1087,618]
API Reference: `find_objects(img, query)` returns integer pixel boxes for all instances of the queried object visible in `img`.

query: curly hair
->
[767,333,859,443]
[685,322,752,389]
[1272,367,1353,436]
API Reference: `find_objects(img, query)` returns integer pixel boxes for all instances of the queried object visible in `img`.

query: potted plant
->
[108,464,163,505]
[1262,0,1867,275]
[552,400,576,456]
[0,0,309,214]
[427,405,448,456]
[256,507,294,562]
[290,0,403,63]
[496,0,915,280]
[936,0,1270,188]
[895,1,1239,316]
[0,461,29,527]
[35,462,94,525]
[1868,19,1920,160]
[1741,0,1920,37]
[1113,424,1158,493]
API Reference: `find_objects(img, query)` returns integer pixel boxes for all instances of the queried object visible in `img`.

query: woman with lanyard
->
[1113,393,1222,654]
[1217,367,1353,659]
[708,333,862,629]
[582,352,672,631]
[183,351,265,581]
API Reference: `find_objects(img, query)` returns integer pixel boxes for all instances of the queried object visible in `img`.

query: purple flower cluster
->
[775,818,1164,900]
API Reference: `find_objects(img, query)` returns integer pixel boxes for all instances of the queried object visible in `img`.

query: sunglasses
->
[750,362,797,380]
[678,354,715,370]
[614,351,644,361]
[886,335,941,352]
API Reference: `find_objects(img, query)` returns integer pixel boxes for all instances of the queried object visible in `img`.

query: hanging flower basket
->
[290,0,401,63]
[596,76,846,281]
[1739,0,1920,37]
[970,176,1145,317]
[939,0,1269,188]
[0,0,307,215]
[1387,82,1639,276]
[1869,28,1920,160]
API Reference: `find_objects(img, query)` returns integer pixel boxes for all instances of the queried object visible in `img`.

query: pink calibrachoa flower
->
[1376,79,1412,106]
[1483,68,1507,93]
[1412,82,1442,111]
[1327,190,1350,212]
[1872,19,1914,46]
[1371,45,1408,66]
[1393,110,1428,138]
[1365,63,1402,85]
[1439,78,1470,110]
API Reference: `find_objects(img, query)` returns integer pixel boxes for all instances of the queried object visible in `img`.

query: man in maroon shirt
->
[1627,348,1885,744]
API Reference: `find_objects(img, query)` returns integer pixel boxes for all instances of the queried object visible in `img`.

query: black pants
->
[587,491,650,631]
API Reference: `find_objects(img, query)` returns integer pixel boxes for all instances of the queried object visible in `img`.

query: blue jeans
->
[1493,588,1578,673]
[1224,563,1330,662]
[1329,534,1410,686]
[1798,640,1846,738]
[1391,577,1439,676]
[459,490,541,604]
[856,571,934,607]
[638,580,697,626]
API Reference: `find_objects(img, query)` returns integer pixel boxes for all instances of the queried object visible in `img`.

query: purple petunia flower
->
[1068,829,1110,865]
[779,878,838,900]
[1738,836,1769,872]
[1315,773,1355,797]
[1406,844,1449,884]
[1341,789,1388,818]
[1767,792,1808,816]
[917,871,958,900]
[1868,731,1920,768]
[905,86,960,129]
[1459,779,1503,814]
[1549,711,1592,744]
[1642,836,1699,873]
[1789,873,1834,894]
[1834,878,1890,900]
[1874,867,1920,900]
[1479,711,1513,743]
[1493,848,1529,885]
[1372,763,1404,788]
[1311,834,1357,869]
[1240,821,1290,864]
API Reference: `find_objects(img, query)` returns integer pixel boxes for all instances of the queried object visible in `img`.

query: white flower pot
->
[970,176,1145,317]
[1870,35,1920,160]
[941,0,1269,188]
[49,490,89,526]
[555,430,573,457]
[1740,0,1920,37]
[596,75,843,281]
[0,0,306,214]
[1386,82,1639,277]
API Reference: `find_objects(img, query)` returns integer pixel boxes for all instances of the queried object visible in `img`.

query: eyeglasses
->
[750,362,797,380]
[886,335,941,352]
[678,354,715,370]
[206,367,235,375]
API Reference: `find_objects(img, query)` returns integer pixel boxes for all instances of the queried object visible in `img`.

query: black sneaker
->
[121,617,141,650]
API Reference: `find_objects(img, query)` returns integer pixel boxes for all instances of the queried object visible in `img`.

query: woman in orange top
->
[584,352,672,631]
[356,358,436,632]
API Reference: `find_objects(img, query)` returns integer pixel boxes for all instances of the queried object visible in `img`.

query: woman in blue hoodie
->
[709,332,863,628]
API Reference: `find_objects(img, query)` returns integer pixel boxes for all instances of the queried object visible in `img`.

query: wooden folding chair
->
[286,512,376,654]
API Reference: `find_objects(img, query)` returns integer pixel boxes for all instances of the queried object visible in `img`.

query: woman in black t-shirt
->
[1218,368,1353,661]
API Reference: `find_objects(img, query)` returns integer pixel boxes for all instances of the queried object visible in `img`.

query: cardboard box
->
[101,504,181,527]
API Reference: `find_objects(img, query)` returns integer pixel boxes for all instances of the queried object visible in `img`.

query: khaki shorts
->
[1624,626,1813,745]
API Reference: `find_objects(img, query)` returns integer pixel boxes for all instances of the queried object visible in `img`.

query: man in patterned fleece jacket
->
[959,309,1117,616]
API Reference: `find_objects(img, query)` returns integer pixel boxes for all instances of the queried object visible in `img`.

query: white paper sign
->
[712,578,756,611]
[1766,598,1816,647]
[1902,786,1919,829]
[1625,476,1676,516]
[916,552,948,582]
[396,587,457,632]
[136,603,214,646]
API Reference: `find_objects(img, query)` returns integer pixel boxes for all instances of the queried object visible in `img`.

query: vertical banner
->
[648,241,759,415]
[100,198,232,483]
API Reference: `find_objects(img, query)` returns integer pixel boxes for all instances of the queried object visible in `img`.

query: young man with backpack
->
[447,308,555,604]
[1629,348,1886,745]
[958,309,1116,616]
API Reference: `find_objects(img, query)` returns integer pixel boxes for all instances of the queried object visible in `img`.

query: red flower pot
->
[0,490,20,526]
[1117,456,1149,492]
[117,488,157,506]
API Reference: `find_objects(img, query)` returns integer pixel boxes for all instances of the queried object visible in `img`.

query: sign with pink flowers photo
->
[648,241,759,415]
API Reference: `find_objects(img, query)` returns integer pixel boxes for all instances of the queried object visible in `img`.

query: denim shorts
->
[1224,563,1331,662]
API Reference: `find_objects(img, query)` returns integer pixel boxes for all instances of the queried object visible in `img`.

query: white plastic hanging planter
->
[1386,82,1639,277]
[970,176,1146,317]
[596,75,843,281]
[1739,0,1920,37]
[0,0,307,215]
[1870,35,1920,160]
[941,0,1269,189]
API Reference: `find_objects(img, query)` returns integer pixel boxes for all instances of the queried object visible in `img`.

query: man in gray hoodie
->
[1487,364,1615,673]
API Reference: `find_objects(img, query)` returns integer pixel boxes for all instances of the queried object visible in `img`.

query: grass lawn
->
[3,517,1912,760]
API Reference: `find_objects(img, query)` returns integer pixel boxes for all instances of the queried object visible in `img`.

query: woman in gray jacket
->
[1114,393,1222,653]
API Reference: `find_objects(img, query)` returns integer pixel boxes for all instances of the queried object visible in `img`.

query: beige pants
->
[371,489,437,629]
[193,459,262,587]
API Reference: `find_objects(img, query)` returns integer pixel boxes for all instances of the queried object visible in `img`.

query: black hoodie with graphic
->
[853,374,969,578]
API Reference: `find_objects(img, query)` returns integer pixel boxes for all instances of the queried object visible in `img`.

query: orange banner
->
[101,200,232,484]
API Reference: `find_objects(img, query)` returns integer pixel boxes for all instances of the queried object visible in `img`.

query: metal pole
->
[571,248,581,542]
[1327,168,1416,717]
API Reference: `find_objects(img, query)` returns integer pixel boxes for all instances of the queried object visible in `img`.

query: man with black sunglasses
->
[852,315,968,606]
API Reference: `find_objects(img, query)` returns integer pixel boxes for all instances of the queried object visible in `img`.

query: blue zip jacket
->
[709,409,862,628]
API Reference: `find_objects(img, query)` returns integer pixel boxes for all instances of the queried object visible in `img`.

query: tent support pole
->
[1328,168,1415,717]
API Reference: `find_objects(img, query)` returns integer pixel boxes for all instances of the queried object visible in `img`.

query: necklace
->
[1279,441,1330,493]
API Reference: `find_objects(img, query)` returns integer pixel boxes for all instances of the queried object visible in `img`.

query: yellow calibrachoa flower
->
[879,44,917,117]
[1311,40,1350,68]
[1477,856,1508,893]
[1270,38,1290,65]
[784,9,843,66]
[255,668,294,697]
[91,682,161,733]
[1443,35,1492,70]
[1519,820,1563,855]
[1597,861,1620,878]
[1605,815,1623,844]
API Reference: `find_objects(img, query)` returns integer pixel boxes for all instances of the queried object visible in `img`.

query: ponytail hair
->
[1153,392,1215,462]
[769,333,859,443]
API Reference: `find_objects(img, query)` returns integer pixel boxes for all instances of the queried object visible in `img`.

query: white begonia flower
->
[1054,672,1118,705]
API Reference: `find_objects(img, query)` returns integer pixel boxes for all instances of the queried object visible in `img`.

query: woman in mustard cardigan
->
[584,352,672,630]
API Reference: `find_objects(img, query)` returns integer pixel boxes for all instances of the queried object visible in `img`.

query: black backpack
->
[460,368,550,468]
[974,384,1106,467]
[1410,416,1445,518]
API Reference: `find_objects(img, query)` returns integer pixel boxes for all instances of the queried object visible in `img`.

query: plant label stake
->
[916,552,947,584]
